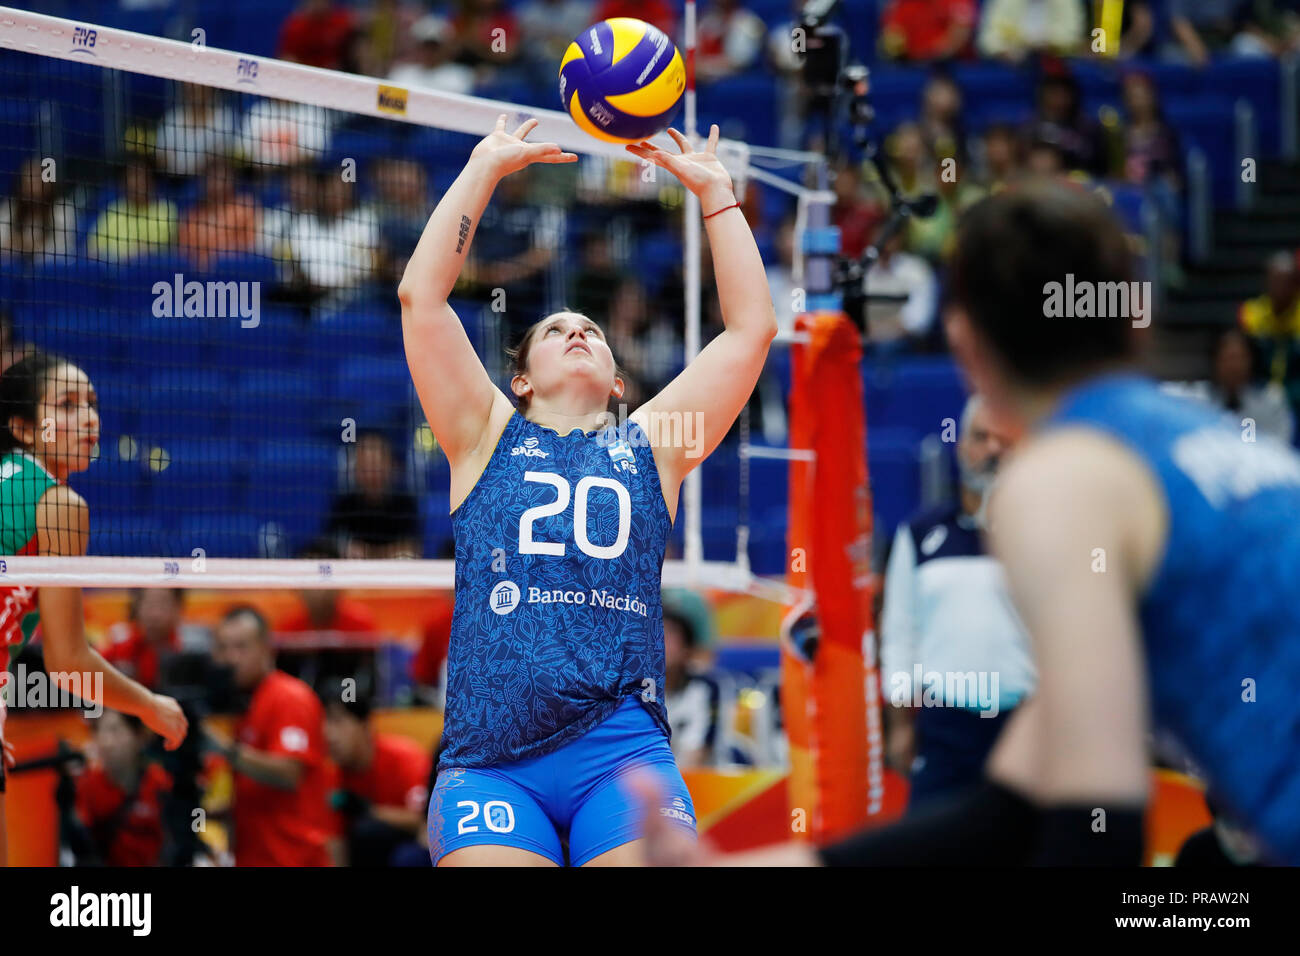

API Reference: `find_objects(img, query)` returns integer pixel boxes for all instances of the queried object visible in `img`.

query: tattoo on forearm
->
[456,215,472,253]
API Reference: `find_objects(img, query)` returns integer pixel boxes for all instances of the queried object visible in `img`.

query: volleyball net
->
[0,6,813,597]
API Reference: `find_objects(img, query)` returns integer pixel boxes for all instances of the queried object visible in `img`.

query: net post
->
[682,0,704,573]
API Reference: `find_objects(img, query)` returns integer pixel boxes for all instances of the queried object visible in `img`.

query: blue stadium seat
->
[151,439,244,514]
[867,427,921,541]
[173,513,264,559]
[863,356,967,439]
[137,369,230,442]
[89,518,170,558]
[334,355,415,431]
[209,305,307,372]
[243,440,340,553]
[70,454,149,517]
[228,367,323,441]
[14,306,125,377]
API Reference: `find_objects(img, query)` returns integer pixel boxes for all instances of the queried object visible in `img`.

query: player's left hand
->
[626,125,735,212]
[623,766,719,866]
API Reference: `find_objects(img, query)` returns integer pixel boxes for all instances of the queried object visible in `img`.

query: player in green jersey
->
[0,352,188,865]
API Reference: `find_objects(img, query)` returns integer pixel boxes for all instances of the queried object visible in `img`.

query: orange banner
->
[781,310,876,843]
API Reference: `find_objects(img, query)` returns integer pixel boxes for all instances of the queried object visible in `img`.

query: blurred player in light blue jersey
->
[637,180,1300,867]
[400,116,775,865]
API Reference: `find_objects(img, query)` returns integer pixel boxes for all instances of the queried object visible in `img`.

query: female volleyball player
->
[634,180,1300,867]
[0,352,188,866]
[402,116,775,866]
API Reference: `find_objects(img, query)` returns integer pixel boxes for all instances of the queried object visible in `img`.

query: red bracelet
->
[703,201,740,220]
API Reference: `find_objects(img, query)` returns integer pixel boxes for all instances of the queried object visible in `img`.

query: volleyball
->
[558,18,685,144]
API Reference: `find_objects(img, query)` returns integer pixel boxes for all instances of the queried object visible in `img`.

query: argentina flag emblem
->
[607,436,638,475]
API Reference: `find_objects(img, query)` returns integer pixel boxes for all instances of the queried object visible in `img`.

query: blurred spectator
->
[358,0,425,76]
[516,0,595,87]
[1238,0,1300,56]
[908,169,984,264]
[326,431,421,560]
[831,161,884,261]
[86,155,177,262]
[1119,71,1181,189]
[863,231,938,346]
[102,589,186,691]
[1167,328,1295,444]
[387,16,476,95]
[451,0,520,70]
[73,711,171,866]
[662,589,720,770]
[209,605,340,867]
[883,121,939,208]
[1117,0,1157,58]
[880,395,1032,810]
[464,168,563,334]
[1026,135,1069,176]
[918,73,967,167]
[321,678,430,867]
[977,0,1085,62]
[606,278,682,406]
[570,230,624,317]
[697,0,767,83]
[1023,69,1107,176]
[1119,70,1183,274]
[261,164,318,260]
[285,172,378,297]
[178,158,262,271]
[0,311,33,374]
[879,0,977,62]
[277,0,356,70]
[278,540,380,634]
[373,158,430,287]
[1166,0,1265,66]
[977,122,1026,191]
[240,98,332,168]
[1239,250,1300,421]
[596,0,676,36]
[0,155,77,263]
[154,83,238,178]
[764,216,799,335]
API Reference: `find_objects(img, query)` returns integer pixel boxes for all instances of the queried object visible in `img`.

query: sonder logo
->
[50,886,151,936]
[511,437,549,458]
[490,580,521,615]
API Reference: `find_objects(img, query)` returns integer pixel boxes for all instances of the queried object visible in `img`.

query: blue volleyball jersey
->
[439,412,672,770]
[1045,373,1300,863]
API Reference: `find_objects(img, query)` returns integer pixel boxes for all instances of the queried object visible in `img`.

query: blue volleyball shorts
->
[428,695,697,866]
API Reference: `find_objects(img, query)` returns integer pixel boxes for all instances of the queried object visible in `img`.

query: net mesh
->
[0,9,789,588]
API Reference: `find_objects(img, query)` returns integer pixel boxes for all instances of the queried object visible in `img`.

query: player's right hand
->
[145,693,189,750]
[470,115,577,180]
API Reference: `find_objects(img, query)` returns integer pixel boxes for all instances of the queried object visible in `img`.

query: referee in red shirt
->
[321,678,431,867]
[209,606,341,867]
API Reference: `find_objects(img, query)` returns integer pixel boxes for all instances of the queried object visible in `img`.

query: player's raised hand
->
[625,125,734,211]
[471,114,578,180]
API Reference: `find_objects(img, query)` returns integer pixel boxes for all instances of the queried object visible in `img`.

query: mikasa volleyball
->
[559,18,686,143]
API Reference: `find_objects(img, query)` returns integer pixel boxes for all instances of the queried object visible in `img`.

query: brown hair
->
[505,311,626,413]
